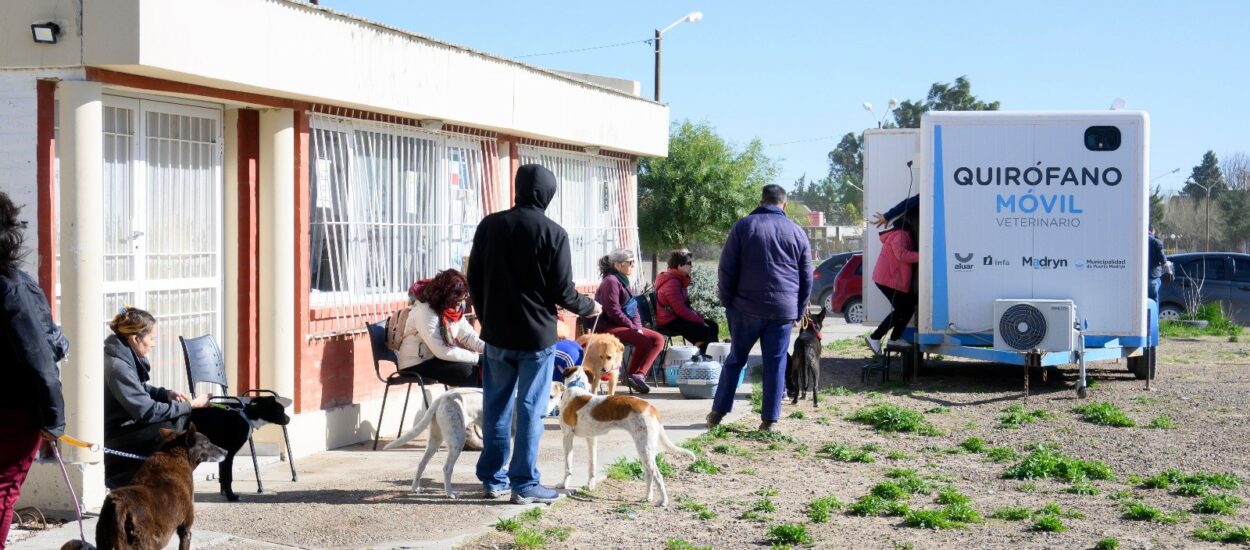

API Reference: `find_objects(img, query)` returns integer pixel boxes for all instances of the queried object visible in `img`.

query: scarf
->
[665,268,692,288]
[438,302,464,347]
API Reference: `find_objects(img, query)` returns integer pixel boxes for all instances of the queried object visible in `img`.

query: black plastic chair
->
[366,321,436,451]
[179,334,297,494]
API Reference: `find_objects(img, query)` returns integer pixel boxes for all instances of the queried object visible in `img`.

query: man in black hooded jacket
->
[468,163,600,504]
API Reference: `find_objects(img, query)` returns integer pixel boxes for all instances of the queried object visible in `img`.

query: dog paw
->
[656,499,669,508]
[223,492,240,503]
[447,493,458,500]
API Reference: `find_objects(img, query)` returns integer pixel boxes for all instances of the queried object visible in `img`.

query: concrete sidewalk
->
[14,321,870,549]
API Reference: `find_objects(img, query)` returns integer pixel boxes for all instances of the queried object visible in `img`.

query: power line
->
[514,38,652,59]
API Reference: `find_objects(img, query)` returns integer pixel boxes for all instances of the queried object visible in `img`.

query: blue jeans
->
[475,344,555,493]
[711,309,792,423]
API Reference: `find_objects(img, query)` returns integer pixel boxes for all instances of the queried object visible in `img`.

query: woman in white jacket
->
[398,269,485,387]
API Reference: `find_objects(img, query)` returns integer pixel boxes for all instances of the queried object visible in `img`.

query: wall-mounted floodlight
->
[418,119,444,131]
[31,22,60,44]
[584,146,601,156]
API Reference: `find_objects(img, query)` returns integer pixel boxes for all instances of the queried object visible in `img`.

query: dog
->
[385,383,567,498]
[577,333,625,396]
[192,395,291,502]
[786,307,825,407]
[96,423,227,550]
[557,367,694,507]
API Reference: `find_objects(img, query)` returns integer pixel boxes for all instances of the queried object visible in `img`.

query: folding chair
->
[180,334,297,494]
[366,321,438,450]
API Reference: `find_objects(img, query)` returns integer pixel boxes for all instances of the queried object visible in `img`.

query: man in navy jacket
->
[709,185,812,431]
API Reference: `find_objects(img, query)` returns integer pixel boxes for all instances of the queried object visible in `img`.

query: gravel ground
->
[463,335,1250,549]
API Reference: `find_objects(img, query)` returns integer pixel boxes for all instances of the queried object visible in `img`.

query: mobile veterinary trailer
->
[863,112,1156,396]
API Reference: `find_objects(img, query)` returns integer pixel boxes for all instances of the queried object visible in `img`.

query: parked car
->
[811,250,860,309]
[1157,252,1250,324]
[830,253,864,323]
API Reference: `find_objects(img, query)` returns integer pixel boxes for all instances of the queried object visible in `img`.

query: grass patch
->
[1195,493,1243,515]
[494,517,522,532]
[885,468,935,494]
[848,495,896,516]
[1193,518,1250,544]
[1066,479,1100,496]
[679,439,705,456]
[823,385,854,397]
[788,411,806,419]
[805,495,843,523]
[750,384,763,414]
[1142,469,1241,492]
[739,429,797,444]
[1037,502,1086,519]
[605,457,643,481]
[997,404,1052,429]
[848,403,943,435]
[1095,538,1120,550]
[986,447,1019,463]
[1019,482,1039,493]
[767,523,813,546]
[959,437,987,453]
[688,458,721,475]
[818,442,875,463]
[904,503,981,530]
[665,540,712,550]
[512,527,547,549]
[518,507,543,522]
[1160,303,1243,338]
[1148,416,1175,429]
[1002,444,1114,482]
[1122,501,1187,524]
[990,506,1031,521]
[1072,402,1136,427]
[712,443,749,456]
[936,486,971,505]
[678,499,717,521]
[1032,514,1067,532]
[925,406,951,414]
[887,450,912,460]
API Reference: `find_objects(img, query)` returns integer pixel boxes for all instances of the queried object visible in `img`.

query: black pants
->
[402,357,481,387]
[104,407,250,489]
[657,318,719,353]
[871,283,917,341]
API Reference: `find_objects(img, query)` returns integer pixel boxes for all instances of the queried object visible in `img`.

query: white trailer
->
[862,112,1157,396]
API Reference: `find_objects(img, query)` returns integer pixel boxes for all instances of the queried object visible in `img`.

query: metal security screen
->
[518,146,638,285]
[308,114,498,337]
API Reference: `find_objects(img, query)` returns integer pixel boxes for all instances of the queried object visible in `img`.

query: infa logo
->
[1022,256,1068,269]
[982,255,1011,267]
[954,253,974,271]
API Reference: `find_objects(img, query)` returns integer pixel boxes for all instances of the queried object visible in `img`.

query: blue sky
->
[321,0,1248,194]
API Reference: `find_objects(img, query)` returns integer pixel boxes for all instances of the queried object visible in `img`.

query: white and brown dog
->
[577,333,625,395]
[385,383,567,498]
[557,367,694,507]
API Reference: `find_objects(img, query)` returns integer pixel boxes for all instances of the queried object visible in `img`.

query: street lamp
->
[653,11,703,101]
[1187,178,1216,251]
[862,98,898,128]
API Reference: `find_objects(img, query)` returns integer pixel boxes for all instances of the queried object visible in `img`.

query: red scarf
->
[443,305,464,324]
[438,303,465,347]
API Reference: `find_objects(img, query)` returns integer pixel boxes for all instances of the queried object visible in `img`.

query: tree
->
[790,173,862,226]
[1222,151,1250,191]
[1150,185,1167,230]
[1218,189,1250,253]
[638,120,778,261]
[1183,150,1227,200]
[892,76,1001,128]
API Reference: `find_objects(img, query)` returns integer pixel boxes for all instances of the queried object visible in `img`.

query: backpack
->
[385,307,411,352]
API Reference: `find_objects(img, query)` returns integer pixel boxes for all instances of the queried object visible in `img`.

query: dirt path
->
[464,336,1250,549]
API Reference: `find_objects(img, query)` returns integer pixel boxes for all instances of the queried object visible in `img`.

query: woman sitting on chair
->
[594,248,664,394]
[103,307,250,499]
[654,249,719,355]
[398,269,484,387]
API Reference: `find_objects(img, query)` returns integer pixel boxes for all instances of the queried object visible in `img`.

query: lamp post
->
[653,11,703,102]
[1188,178,1215,251]
[862,99,899,128]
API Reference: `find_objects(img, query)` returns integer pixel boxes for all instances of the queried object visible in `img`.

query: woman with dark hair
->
[103,306,251,499]
[398,269,484,387]
[0,192,65,543]
[864,211,920,355]
[594,248,664,393]
[654,249,719,354]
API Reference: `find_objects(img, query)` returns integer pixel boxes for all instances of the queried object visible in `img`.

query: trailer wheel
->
[1127,347,1156,380]
[1076,384,1088,399]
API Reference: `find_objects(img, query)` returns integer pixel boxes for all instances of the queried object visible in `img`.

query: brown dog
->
[577,333,625,395]
[96,423,227,550]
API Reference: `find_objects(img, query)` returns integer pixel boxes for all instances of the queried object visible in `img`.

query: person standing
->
[864,212,920,355]
[707,185,812,431]
[1147,225,1169,302]
[468,163,601,504]
[0,192,65,547]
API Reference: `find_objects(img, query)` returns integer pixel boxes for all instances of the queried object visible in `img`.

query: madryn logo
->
[954,253,974,271]
[1022,256,1068,269]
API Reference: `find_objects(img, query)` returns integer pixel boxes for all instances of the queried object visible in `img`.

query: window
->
[518,146,638,285]
[309,114,497,336]
[1177,257,1227,282]
[1232,258,1250,283]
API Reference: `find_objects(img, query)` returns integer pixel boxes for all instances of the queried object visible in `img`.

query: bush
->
[687,267,725,326]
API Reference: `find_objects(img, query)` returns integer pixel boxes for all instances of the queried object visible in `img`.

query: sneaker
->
[483,485,510,499]
[864,336,882,356]
[627,373,651,394]
[758,421,776,432]
[887,339,907,348]
[511,484,562,504]
[706,411,726,429]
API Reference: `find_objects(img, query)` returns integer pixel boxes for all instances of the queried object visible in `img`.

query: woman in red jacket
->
[593,248,664,393]
[865,212,919,356]
[654,249,718,355]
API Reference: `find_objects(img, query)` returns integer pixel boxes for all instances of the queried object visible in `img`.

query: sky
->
[320,0,1249,194]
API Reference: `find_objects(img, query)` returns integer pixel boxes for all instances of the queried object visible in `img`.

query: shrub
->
[1072,402,1136,427]
[848,403,943,435]
[885,468,934,495]
[848,495,892,516]
[687,266,725,326]
[942,502,982,524]
[805,495,843,523]
[767,523,813,546]
[1195,493,1243,515]
[1003,444,1113,482]
[871,482,910,501]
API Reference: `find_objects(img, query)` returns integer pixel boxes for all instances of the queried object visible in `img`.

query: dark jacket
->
[594,273,640,332]
[718,205,813,321]
[0,269,64,436]
[1148,234,1167,279]
[884,194,919,223]
[468,164,596,350]
[103,333,189,446]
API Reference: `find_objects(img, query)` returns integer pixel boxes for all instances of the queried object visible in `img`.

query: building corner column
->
[258,109,295,403]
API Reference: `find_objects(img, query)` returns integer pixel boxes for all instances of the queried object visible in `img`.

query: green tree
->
[1218,189,1250,252]
[638,120,778,256]
[1150,186,1167,230]
[1183,150,1227,200]
[892,76,1001,128]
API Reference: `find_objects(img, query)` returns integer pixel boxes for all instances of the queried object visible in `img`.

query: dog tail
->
[654,418,696,460]
[384,392,441,450]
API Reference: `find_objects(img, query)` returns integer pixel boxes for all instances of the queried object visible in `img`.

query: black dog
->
[190,395,290,502]
[786,307,826,407]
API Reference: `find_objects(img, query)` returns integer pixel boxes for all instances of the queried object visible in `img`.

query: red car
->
[830,253,864,323]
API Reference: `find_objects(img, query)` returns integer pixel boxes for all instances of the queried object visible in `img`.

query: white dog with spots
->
[557,367,694,507]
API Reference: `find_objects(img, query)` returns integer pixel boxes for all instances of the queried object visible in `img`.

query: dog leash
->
[49,441,93,547]
[59,433,148,461]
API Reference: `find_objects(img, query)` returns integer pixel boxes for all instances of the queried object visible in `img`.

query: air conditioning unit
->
[993,299,1077,352]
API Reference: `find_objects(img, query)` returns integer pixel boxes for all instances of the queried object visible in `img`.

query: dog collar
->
[567,378,588,390]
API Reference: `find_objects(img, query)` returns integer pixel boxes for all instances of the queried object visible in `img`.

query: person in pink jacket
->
[654,249,719,355]
[865,212,919,355]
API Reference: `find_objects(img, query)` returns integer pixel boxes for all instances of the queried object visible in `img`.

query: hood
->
[514,164,557,210]
[105,333,150,383]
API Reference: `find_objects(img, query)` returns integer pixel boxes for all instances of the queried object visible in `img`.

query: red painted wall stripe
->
[292,104,311,413]
[236,110,261,392]
[35,80,56,313]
